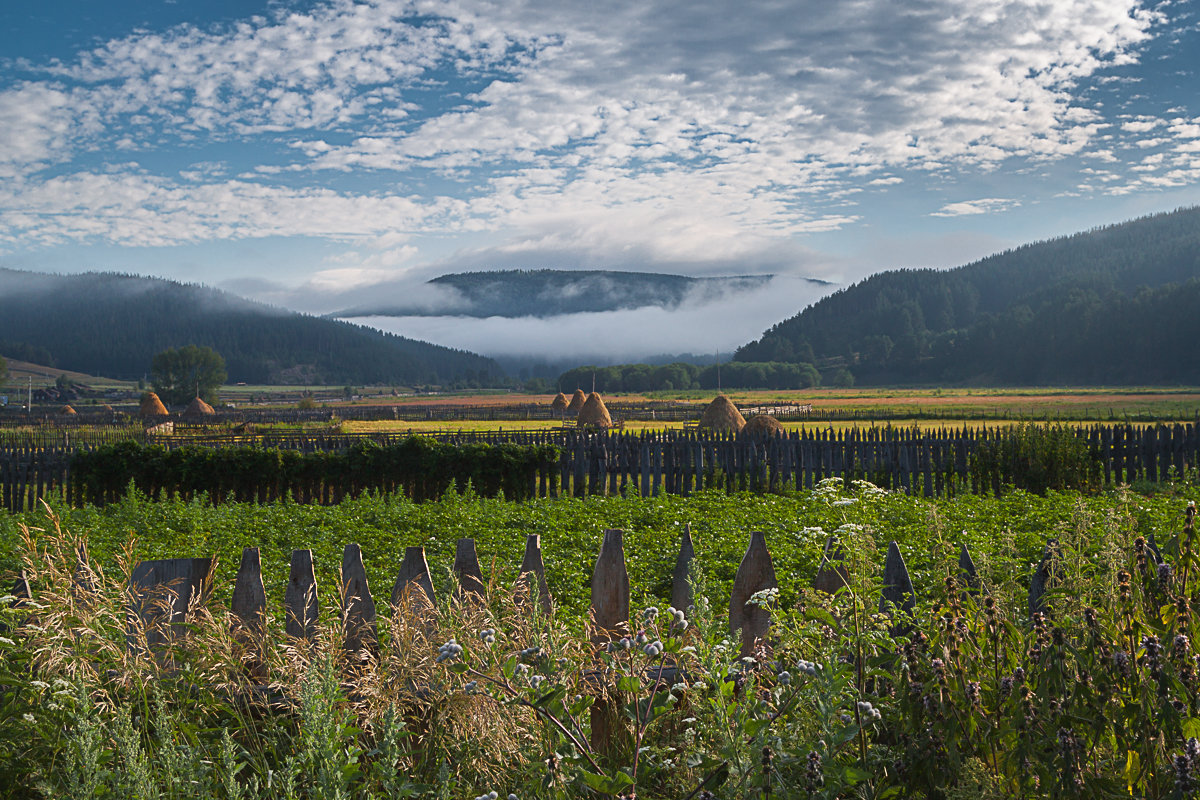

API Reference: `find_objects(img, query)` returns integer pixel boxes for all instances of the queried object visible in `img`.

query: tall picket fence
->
[2,424,1200,511]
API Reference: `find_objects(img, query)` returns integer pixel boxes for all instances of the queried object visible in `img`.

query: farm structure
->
[2,424,1200,512]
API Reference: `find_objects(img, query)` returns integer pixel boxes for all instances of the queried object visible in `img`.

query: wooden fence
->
[3,423,1200,512]
[22,522,1068,741]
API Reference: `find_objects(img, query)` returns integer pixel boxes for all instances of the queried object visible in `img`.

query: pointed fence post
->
[958,543,979,593]
[590,529,630,755]
[812,536,849,594]
[391,545,437,633]
[671,524,695,614]
[729,531,777,657]
[127,557,215,653]
[590,529,630,643]
[231,547,268,678]
[453,538,486,601]
[1028,539,1060,618]
[285,550,319,641]
[516,534,552,616]
[879,542,916,633]
[341,543,378,655]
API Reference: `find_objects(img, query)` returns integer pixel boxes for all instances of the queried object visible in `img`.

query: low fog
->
[343,275,834,364]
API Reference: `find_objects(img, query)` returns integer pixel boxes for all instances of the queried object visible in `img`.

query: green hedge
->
[69,438,559,506]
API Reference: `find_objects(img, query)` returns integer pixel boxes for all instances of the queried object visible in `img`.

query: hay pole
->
[812,536,849,594]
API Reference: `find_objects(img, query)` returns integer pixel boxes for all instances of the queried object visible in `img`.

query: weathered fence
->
[4,423,1200,512]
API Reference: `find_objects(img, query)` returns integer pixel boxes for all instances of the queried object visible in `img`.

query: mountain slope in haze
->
[331,269,804,318]
[735,207,1200,385]
[0,270,503,386]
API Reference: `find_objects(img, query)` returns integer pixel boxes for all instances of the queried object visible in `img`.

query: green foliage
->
[69,438,559,507]
[151,344,228,405]
[0,353,6,386]
[7,488,1200,798]
[971,422,1103,495]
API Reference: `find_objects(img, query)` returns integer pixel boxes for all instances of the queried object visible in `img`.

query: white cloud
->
[930,198,1020,217]
[0,0,1182,275]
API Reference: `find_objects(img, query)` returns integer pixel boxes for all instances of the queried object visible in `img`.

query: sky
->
[2,0,1199,360]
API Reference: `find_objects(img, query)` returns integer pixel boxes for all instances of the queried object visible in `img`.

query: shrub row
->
[69,438,559,506]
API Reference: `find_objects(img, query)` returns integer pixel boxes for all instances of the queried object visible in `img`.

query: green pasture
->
[4,481,1194,630]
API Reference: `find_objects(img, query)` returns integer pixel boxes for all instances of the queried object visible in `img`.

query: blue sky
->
[2,0,1199,355]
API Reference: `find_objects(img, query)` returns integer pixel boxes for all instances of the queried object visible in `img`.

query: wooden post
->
[671,524,695,613]
[590,529,629,755]
[590,529,630,643]
[341,543,378,654]
[879,541,915,618]
[391,546,436,611]
[729,531,777,657]
[812,536,849,594]
[453,538,486,601]
[958,543,979,593]
[231,547,268,677]
[285,549,319,641]
[1028,539,1059,618]
[128,557,215,652]
[516,533,552,616]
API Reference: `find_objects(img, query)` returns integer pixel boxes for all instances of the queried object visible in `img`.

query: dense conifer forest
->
[735,206,1200,384]
[0,270,503,386]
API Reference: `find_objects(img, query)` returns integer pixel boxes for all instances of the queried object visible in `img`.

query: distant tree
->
[829,368,855,388]
[0,354,7,386]
[151,345,227,406]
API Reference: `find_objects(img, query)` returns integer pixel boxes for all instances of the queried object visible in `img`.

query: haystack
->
[184,396,216,418]
[698,394,746,432]
[742,414,784,437]
[59,405,77,415]
[576,392,613,428]
[139,392,169,417]
[566,389,587,414]
[551,392,569,413]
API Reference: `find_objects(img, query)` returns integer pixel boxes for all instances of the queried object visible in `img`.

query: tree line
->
[555,361,822,392]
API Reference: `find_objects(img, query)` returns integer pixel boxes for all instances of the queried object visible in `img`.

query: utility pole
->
[27,376,32,414]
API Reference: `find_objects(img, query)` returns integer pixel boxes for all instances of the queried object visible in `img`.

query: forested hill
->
[331,269,785,318]
[735,207,1200,385]
[0,270,502,386]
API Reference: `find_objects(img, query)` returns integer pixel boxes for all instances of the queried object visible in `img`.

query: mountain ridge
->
[329,269,818,319]
[735,206,1200,385]
[0,269,504,386]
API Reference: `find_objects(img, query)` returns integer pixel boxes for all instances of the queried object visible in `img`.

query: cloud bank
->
[2,0,1194,289]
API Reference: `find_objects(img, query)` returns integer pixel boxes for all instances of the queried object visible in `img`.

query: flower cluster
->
[856,700,882,721]
[436,639,463,663]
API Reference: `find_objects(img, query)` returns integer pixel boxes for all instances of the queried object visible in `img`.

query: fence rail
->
[2,423,1199,512]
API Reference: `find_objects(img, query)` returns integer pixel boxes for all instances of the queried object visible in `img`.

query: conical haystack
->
[551,392,569,413]
[699,394,746,432]
[59,405,77,415]
[184,396,216,418]
[140,392,169,417]
[742,414,784,437]
[566,389,586,414]
[576,392,613,428]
